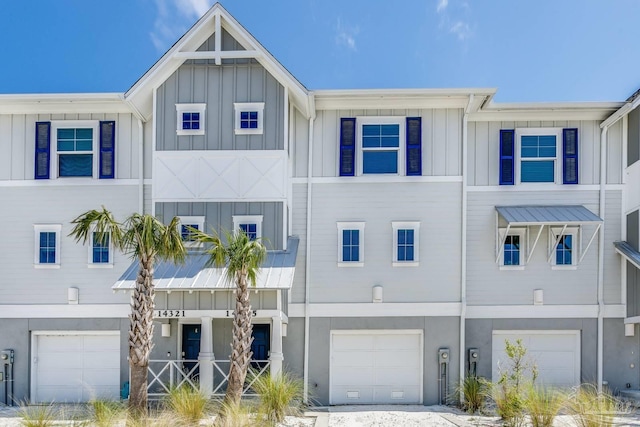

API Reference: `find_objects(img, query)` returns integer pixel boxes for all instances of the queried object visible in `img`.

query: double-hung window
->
[34,224,61,268]
[392,222,420,266]
[361,121,402,174]
[89,231,112,267]
[337,222,365,267]
[176,104,206,136]
[178,216,205,248]
[550,227,578,269]
[498,228,526,270]
[234,103,264,135]
[233,215,263,241]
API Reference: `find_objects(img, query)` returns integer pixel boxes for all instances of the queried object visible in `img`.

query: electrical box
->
[1,350,13,365]
[438,348,450,364]
[468,348,479,363]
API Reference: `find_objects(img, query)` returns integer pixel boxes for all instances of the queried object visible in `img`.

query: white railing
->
[147,359,271,399]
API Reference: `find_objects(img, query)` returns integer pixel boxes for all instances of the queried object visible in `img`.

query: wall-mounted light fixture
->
[161,323,171,337]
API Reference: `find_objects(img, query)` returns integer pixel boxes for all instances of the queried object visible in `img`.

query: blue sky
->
[1,0,639,102]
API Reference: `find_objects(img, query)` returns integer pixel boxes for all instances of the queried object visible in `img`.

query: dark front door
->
[182,324,201,378]
[251,324,270,367]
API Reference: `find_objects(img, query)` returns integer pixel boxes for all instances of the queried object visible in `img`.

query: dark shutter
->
[339,118,356,176]
[406,117,422,176]
[563,128,578,184]
[499,129,515,185]
[99,121,115,179]
[35,122,51,179]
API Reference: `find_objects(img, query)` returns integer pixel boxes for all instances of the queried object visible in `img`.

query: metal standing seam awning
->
[112,237,299,291]
[614,241,640,270]
[495,205,603,264]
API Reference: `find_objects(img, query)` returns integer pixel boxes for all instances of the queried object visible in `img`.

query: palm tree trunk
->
[223,270,254,406]
[128,256,155,416]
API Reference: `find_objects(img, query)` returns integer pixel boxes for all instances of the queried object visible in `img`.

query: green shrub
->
[458,375,487,413]
[524,385,565,427]
[214,400,253,427]
[164,383,209,424]
[252,370,304,425]
[90,399,125,427]
[566,384,622,427]
[19,404,58,427]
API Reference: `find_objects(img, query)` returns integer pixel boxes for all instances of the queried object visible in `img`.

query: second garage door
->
[330,330,422,404]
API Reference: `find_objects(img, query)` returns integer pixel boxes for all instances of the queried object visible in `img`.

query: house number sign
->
[156,310,185,318]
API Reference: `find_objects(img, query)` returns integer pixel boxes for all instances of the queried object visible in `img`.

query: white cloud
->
[149,0,215,52]
[450,21,472,41]
[335,17,359,51]
[437,0,449,13]
[435,0,474,43]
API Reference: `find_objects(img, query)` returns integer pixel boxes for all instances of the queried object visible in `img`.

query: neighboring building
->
[0,3,637,406]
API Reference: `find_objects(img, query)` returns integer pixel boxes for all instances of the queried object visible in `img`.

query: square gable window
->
[233,215,263,241]
[178,216,205,248]
[176,104,206,136]
[234,103,265,135]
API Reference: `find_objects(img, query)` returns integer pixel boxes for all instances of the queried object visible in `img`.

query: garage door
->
[492,331,580,387]
[32,332,120,402]
[330,330,422,404]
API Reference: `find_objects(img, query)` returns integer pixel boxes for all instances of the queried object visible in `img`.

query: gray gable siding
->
[629,107,640,167]
[155,201,284,250]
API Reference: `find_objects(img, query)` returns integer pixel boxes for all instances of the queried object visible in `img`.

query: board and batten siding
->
[0,185,137,304]
[308,182,462,304]
[290,183,308,303]
[467,120,623,186]
[0,113,140,181]
[155,290,278,311]
[155,61,285,151]
[291,109,310,178]
[603,190,622,304]
[465,190,617,306]
[311,109,462,177]
[155,201,284,250]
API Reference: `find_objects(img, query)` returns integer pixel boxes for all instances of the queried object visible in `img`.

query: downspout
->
[303,94,316,404]
[459,94,473,401]
[597,125,608,393]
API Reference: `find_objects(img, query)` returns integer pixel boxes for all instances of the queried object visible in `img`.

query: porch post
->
[270,316,284,378]
[198,316,214,395]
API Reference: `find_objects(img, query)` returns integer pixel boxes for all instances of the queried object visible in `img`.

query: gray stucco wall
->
[603,318,640,392]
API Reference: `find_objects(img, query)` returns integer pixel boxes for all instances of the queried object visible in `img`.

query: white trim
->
[88,230,114,267]
[33,224,62,267]
[178,216,205,248]
[232,215,263,240]
[337,222,365,267]
[50,120,100,179]
[467,304,626,319]
[356,117,405,176]
[234,102,265,135]
[468,184,623,192]
[176,103,206,136]
[291,176,462,184]
[288,302,461,317]
[515,128,563,185]
[391,221,420,266]
[0,179,140,187]
[0,304,129,318]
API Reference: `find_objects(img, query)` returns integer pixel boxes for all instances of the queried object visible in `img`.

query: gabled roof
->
[124,3,309,121]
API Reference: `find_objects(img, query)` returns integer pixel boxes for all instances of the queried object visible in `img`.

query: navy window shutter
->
[99,121,115,179]
[499,130,515,185]
[406,117,422,176]
[563,128,578,184]
[35,122,51,179]
[340,118,356,176]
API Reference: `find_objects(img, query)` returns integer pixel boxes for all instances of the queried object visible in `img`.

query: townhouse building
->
[0,3,638,406]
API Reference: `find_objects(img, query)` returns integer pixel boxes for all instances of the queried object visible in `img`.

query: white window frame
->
[337,222,365,267]
[50,120,99,179]
[498,228,527,270]
[234,102,265,135]
[176,104,206,136]
[515,128,562,185]
[357,117,405,176]
[232,215,263,240]
[88,230,113,268]
[392,221,420,267]
[178,216,205,248]
[549,226,579,269]
[34,224,62,268]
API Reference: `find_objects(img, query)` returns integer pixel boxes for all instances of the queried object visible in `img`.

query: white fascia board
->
[469,109,620,122]
[287,302,461,318]
[0,93,131,115]
[466,304,625,319]
[1,304,129,318]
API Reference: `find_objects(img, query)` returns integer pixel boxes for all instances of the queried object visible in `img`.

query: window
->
[234,103,264,135]
[550,227,578,268]
[392,221,420,266]
[498,228,526,269]
[89,231,112,266]
[34,224,61,268]
[178,216,205,248]
[337,222,365,267]
[520,134,557,183]
[176,104,206,136]
[233,215,263,241]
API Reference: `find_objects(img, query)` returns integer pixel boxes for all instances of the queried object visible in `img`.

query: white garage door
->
[492,330,580,387]
[32,332,120,403]
[330,330,422,404]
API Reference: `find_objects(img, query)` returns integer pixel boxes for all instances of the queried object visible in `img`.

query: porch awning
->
[112,237,299,291]
[496,205,603,226]
[614,241,640,270]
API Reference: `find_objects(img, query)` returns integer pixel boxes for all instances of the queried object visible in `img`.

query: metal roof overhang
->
[495,206,603,265]
[112,237,298,291]
[614,241,640,270]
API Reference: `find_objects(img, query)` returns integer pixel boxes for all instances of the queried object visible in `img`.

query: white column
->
[270,316,284,378]
[198,316,214,395]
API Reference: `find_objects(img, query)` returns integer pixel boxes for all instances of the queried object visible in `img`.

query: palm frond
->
[69,206,124,249]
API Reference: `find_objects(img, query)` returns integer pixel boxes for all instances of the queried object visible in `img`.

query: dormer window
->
[234,103,264,135]
[176,104,206,136]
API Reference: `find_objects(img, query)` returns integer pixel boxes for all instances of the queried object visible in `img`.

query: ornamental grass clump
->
[252,370,304,425]
[18,403,58,427]
[566,384,623,427]
[90,399,126,427]
[523,385,565,427]
[458,374,488,414]
[165,383,209,424]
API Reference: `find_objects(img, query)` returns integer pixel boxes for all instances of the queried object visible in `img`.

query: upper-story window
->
[233,215,263,241]
[500,128,578,185]
[34,224,62,268]
[89,231,112,267]
[337,222,365,267]
[498,228,526,270]
[339,117,421,177]
[178,216,205,248]
[176,104,206,136]
[35,121,115,180]
[234,103,264,135]
[392,221,420,266]
[550,227,578,269]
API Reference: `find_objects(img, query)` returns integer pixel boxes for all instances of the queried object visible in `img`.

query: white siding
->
[292,109,309,178]
[308,182,462,303]
[291,183,307,303]
[604,190,622,304]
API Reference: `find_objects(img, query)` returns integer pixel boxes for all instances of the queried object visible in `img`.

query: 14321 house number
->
[156,310,185,318]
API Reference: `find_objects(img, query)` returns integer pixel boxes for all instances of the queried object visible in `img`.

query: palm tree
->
[191,229,266,410]
[69,207,186,415]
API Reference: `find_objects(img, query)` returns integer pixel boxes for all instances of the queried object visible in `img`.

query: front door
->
[181,324,201,378]
[251,324,270,367]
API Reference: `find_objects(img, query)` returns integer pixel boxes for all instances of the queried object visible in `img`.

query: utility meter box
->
[468,348,479,363]
[438,348,450,364]
[1,350,13,365]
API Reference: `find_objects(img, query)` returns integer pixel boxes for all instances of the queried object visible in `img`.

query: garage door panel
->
[373,386,421,403]
[375,335,420,350]
[37,386,82,403]
[37,369,83,386]
[83,369,120,385]
[333,335,374,350]
[333,350,374,366]
[375,368,420,385]
[83,335,119,351]
[38,336,83,351]
[332,386,374,403]
[84,352,120,369]
[376,350,420,367]
[332,367,374,386]
[530,351,575,366]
